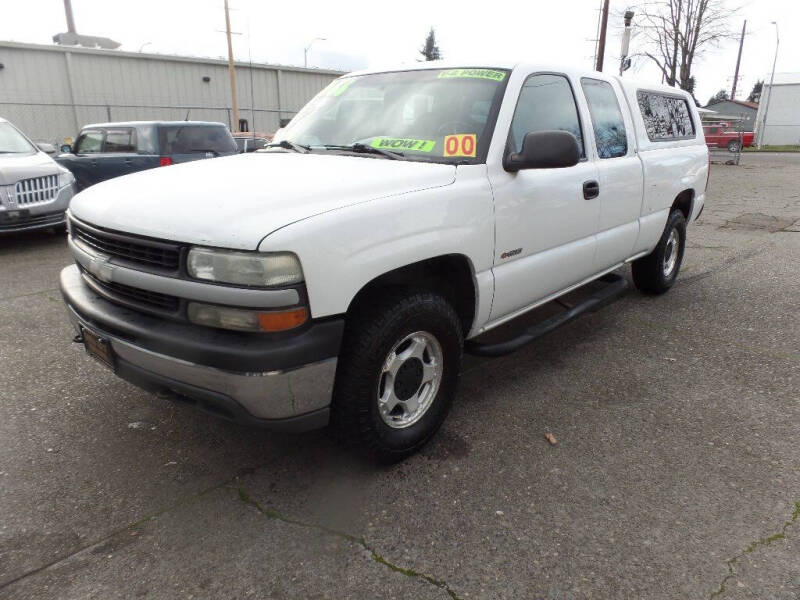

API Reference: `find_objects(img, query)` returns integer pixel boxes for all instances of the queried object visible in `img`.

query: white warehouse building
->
[754,72,800,146]
[0,41,343,144]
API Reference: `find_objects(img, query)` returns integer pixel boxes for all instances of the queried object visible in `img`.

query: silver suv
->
[0,117,75,234]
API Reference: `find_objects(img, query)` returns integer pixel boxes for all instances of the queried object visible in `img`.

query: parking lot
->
[1,152,798,599]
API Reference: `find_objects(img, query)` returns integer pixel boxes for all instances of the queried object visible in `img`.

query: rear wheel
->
[331,292,463,462]
[632,209,687,294]
[727,140,741,153]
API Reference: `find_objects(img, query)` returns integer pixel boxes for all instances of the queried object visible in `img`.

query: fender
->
[259,164,496,328]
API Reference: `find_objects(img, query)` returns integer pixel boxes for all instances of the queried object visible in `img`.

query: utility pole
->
[731,20,746,99]
[224,0,240,133]
[595,0,610,72]
[304,38,326,68]
[63,0,77,33]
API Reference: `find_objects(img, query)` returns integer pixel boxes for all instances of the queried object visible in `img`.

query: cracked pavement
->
[1,153,798,599]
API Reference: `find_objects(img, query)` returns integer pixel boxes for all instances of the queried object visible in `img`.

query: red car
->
[703,122,754,152]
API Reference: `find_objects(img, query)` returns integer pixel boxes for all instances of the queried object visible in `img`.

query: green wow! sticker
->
[438,68,506,82]
[370,138,436,153]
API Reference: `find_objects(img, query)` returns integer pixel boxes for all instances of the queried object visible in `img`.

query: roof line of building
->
[0,40,346,76]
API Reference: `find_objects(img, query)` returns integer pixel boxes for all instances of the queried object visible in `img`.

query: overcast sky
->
[2,0,796,105]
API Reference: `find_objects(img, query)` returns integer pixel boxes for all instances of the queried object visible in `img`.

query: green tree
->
[680,76,701,105]
[707,89,729,106]
[419,27,442,61]
[747,80,763,103]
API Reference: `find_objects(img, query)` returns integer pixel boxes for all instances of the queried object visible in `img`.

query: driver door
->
[488,73,600,322]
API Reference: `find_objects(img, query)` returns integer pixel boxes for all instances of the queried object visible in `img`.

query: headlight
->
[58,168,74,188]
[187,303,308,332]
[186,248,303,287]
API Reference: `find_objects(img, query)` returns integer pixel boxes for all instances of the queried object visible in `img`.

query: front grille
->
[82,270,180,312]
[72,219,182,271]
[14,175,59,206]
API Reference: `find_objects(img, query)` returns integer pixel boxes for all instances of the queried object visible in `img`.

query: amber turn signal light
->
[258,307,308,332]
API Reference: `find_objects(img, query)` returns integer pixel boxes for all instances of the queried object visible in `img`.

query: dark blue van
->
[57,121,237,191]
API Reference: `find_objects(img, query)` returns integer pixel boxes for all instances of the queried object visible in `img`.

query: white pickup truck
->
[61,62,708,461]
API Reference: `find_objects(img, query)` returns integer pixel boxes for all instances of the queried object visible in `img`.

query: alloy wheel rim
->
[376,331,443,429]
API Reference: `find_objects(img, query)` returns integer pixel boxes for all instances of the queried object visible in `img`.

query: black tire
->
[331,291,463,463]
[632,209,687,295]
[727,140,741,153]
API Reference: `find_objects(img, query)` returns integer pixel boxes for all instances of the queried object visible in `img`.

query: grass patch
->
[743,145,800,152]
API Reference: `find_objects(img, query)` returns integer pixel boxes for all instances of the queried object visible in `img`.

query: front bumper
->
[60,264,343,432]
[0,184,73,233]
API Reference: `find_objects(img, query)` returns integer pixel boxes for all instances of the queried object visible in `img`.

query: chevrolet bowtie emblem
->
[89,255,114,283]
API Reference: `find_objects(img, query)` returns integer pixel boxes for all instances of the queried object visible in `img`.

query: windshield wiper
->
[322,143,403,160]
[265,140,311,154]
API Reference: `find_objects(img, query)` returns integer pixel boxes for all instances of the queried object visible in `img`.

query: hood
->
[69,152,456,250]
[0,152,60,185]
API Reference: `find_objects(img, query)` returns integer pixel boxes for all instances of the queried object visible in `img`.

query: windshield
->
[0,122,36,154]
[274,68,509,164]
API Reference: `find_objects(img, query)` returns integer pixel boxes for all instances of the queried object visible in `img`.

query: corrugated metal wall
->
[755,84,800,146]
[0,42,343,144]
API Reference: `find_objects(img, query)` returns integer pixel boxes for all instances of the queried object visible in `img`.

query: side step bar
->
[465,273,628,358]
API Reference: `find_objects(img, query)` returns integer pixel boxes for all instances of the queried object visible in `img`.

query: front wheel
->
[727,140,741,153]
[331,292,463,462]
[632,209,687,294]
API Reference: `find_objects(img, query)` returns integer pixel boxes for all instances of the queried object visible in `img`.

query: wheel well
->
[346,255,476,335]
[671,189,694,221]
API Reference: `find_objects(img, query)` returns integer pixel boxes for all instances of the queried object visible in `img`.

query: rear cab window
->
[508,73,585,157]
[581,78,628,158]
[636,91,696,141]
[157,125,237,156]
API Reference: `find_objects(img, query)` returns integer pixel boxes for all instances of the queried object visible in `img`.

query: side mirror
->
[504,130,581,172]
[60,144,73,153]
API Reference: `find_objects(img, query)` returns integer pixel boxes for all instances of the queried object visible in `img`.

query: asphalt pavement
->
[1,153,798,599]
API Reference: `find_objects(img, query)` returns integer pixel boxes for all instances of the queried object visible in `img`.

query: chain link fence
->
[0,101,295,146]
[706,117,747,166]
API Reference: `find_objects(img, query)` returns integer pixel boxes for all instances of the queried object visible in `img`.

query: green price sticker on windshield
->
[371,137,436,153]
[438,69,506,82]
[328,79,356,97]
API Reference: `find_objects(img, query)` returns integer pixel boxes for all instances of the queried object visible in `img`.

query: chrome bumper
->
[65,304,337,431]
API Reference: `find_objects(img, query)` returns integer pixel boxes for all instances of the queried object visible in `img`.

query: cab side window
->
[509,74,584,157]
[581,78,628,158]
[74,130,103,154]
[103,128,136,153]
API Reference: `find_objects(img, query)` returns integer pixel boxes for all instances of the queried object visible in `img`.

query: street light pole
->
[619,11,634,76]
[757,22,779,149]
[224,0,240,133]
[304,37,326,68]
